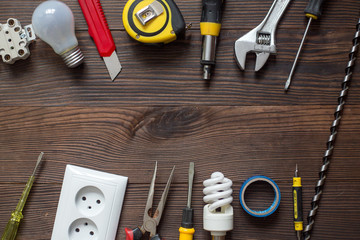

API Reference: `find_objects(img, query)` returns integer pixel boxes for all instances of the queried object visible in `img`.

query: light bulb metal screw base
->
[61,46,84,68]
[212,235,226,240]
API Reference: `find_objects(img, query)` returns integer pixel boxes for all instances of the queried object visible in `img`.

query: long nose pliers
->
[125,162,175,240]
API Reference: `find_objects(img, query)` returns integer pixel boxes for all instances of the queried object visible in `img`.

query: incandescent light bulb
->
[32,0,84,68]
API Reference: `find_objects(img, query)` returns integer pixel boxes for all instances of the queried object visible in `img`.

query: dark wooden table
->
[1,0,360,239]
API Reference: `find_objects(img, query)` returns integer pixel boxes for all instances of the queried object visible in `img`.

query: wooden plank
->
[0,0,359,31]
[0,106,359,183]
[0,180,359,239]
[0,28,359,106]
[1,0,360,239]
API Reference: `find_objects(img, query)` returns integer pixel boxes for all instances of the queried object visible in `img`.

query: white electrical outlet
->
[51,164,128,240]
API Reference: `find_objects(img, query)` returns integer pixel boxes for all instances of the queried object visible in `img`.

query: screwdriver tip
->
[37,152,44,164]
[284,79,291,91]
[203,65,211,80]
[295,164,299,177]
[297,231,301,240]
[32,152,45,176]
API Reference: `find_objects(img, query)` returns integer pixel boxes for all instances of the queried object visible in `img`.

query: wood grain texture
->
[1,0,359,31]
[1,0,360,239]
[1,106,360,239]
[0,29,359,106]
[0,0,359,107]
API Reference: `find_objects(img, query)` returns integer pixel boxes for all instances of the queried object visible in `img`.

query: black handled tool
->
[285,0,327,90]
[200,0,224,80]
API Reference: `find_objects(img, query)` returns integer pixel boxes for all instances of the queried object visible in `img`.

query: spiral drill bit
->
[303,18,360,240]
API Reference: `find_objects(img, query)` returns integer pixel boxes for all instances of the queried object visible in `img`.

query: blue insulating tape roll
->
[239,175,281,217]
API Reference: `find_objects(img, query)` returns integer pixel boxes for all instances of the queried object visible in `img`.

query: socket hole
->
[8,39,11,42]
[10,47,14,50]
[82,196,86,201]
[5,31,9,34]
[88,206,92,209]
[75,228,80,232]
[96,200,101,204]
[27,27,33,38]
[4,54,10,61]
[90,231,94,236]
[14,27,20,32]
[8,19,15,26]
[18,49,25,56]
[85,222,88,226]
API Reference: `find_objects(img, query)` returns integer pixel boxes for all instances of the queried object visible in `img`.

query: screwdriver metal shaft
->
[285,18,312,91]
[1,152,44,240]
[187,162,194,208]
[285,0,327,91]
[179,162,195,240]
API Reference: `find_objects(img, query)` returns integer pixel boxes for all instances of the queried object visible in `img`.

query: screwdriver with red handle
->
[78,0,122,81]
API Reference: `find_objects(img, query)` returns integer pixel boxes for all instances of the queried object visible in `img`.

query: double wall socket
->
[51,165,128,240]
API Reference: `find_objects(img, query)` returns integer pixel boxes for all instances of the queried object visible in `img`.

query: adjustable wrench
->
[234,0,291,71]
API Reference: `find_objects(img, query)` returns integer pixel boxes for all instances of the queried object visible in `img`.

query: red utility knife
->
[78,0,122,81]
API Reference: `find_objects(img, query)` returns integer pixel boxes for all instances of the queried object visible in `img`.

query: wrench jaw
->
[234,39,251,71]
[234,28,258,71]
[254,52,271,71]
[234,0,291,72]
[234,39,272,72]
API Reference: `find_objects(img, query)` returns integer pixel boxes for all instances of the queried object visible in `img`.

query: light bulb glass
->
[32,0,83,67]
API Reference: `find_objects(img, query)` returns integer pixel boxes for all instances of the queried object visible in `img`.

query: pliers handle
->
[125,227,143,240]
[125,226,162,240]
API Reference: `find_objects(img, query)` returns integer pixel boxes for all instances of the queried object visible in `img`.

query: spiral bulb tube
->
[203,172,233,211]
[203,172,233,239]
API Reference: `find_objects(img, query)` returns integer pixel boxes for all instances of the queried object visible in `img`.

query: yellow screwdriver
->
[179,162,195,240]
[1,152,44,240]
[200,0,224,80]
[293,164,303,240]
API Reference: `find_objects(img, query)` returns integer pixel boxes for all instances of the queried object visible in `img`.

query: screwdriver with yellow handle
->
[285,0,327,90]
[1,152,44,240]
[293,164,303,240]
[200,0,224,80]
[179,162,195,240]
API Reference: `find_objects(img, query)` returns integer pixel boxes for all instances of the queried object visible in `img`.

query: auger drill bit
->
[303,18,360,240]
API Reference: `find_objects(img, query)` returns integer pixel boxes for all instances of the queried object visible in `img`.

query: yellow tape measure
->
[123,0,186,44]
